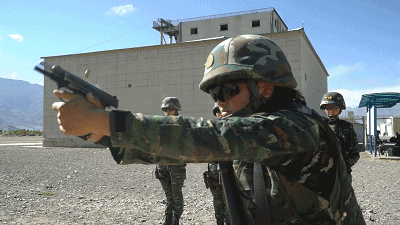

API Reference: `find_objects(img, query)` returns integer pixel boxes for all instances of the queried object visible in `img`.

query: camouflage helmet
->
[212,102,220,116]
[320,92,346,110]
[161,97,181,111]
[199,34,297,92]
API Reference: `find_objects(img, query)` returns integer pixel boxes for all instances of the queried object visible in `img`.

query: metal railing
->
[153,7,273,27]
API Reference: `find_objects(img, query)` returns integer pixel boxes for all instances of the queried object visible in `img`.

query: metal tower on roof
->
[152,18,179,45]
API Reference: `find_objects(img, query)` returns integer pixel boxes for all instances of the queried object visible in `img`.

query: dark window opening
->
[191,28,198,34]
[252,20,260,27]
[220,24,228,31]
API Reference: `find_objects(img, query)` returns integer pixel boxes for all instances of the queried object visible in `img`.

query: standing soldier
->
[156,97,186,225]
[375,130,385,155]
[320,92,360,174]
[203,103,229,225]
[52,34,366,224]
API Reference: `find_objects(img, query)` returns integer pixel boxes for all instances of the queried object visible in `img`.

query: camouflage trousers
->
[342,174,366,225]
[156,164,186,216]
[208,163,230,224]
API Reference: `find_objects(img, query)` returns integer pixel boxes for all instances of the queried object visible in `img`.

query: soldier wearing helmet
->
[52,34,365,224]
[156,97,186,225]
[320,92,360,174]
[161,97,182,116]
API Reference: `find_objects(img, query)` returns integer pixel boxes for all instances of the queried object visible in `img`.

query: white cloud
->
[332,85,400,108]
[328,62,363,77]
[9,34,23,42]
[105,4,137,17]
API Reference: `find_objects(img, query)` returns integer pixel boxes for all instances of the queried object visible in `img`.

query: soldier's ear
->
[257,81,274,99]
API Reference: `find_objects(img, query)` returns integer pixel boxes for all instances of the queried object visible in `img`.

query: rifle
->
[34,61,119,109]
[34,61,120,156]
[218,161,247,225]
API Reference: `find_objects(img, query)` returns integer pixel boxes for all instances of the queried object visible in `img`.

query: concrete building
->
[378,116,400,137]
[42,8,328,147]
[153,7,287,44]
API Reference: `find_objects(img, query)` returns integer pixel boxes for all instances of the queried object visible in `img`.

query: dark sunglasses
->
[325,105,339,110]
[209,81,244,102]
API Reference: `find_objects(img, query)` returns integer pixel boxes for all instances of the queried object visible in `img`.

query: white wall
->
[300,33,328,114]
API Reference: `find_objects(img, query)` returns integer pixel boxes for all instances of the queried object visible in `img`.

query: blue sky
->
[0,0,399,108]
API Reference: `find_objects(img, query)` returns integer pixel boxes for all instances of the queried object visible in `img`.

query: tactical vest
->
[226,102,363,225]
[328,119,348,155]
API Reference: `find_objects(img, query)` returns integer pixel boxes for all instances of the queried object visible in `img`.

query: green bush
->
[0,129,43,136]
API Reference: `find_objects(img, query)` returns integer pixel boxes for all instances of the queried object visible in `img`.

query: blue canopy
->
[358,92,400,108]
[358,92,400,157]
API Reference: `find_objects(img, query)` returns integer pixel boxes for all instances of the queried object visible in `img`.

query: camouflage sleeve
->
[345,124,360,168]
[109,110,320,166]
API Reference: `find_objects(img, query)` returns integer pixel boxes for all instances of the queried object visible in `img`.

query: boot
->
[172,213,181,225]
[162,213,173,225]
[217,219,225,225]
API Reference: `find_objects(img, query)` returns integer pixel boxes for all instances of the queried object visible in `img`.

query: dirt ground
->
[0,136,399,224]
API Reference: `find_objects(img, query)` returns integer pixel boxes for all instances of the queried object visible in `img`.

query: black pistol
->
[34,61,119,109]
[34,61,120,156]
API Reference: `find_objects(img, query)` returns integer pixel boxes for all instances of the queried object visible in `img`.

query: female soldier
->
[52,35,365,225]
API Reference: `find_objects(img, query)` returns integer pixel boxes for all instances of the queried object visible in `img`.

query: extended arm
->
[51,91,320,166]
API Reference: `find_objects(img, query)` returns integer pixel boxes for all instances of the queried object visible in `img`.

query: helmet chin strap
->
[328,115,339,119]
[230,80,267,117]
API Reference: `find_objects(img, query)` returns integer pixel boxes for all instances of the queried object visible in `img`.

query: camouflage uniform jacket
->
[328,118,360,173]
[108,102,364,224]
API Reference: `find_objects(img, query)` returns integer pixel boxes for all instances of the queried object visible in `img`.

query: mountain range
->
[0,76,399,130]
[342,104,400,120]
[0,77,43,131]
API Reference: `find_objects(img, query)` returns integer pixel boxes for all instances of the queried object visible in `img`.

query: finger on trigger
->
[87,93,103,109]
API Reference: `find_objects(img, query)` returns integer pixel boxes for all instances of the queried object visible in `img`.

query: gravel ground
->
[0,137,399,224]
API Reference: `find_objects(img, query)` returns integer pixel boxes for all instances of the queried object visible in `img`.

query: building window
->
[305,74,307,81]
[190,28,198,35]
[220,24,228,31]
[275,19,278,28]
[252,20,260,27]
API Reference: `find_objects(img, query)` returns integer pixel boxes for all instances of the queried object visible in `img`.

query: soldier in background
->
[203,103,229,225]
[156,97,186,225]
[320,92,360,174]
[376,130,385,155]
